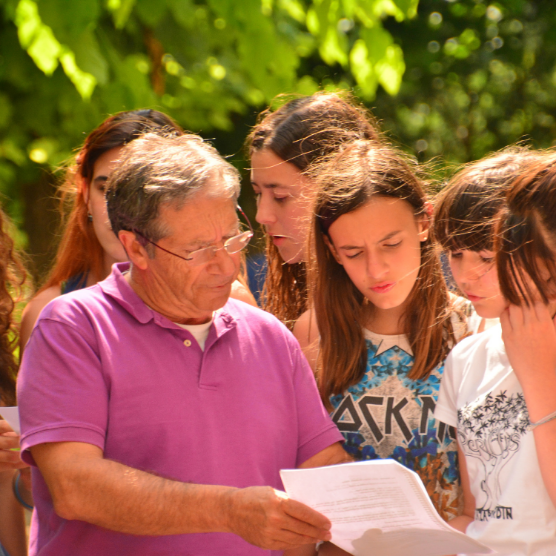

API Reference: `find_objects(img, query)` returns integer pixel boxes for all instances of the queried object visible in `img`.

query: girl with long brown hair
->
[247,92,380,328]
[21,110,256,348]
[296,140,466,536]
[435,152,556,555]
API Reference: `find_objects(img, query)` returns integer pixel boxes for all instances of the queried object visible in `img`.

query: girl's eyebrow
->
[378,230,401,242]
[251,180,288,190]
[339,230,402,251]
[93,175,108,185]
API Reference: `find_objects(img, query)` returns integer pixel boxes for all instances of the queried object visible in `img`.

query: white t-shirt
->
[174,317,213,351]
[436,324,556,556]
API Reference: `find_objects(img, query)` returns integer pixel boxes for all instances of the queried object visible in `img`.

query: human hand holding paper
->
[0,408,28,471]
[280,459,492,556]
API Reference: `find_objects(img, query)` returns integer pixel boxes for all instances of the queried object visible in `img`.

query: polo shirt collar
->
[100,263,237,340]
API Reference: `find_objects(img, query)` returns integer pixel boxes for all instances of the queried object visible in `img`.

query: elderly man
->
[18,133,347,556]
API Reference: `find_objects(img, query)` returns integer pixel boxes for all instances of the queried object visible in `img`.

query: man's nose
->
[211,245,238,276]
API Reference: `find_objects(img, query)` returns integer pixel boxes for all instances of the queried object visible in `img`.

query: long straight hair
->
[309,141,454,407]
[247,91,381,327]
[40,110,183,292]
[496,152,556,305]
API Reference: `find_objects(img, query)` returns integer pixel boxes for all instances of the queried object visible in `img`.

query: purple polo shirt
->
[18,263,342,556]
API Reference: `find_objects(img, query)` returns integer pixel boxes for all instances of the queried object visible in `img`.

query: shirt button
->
[184,339,192,347]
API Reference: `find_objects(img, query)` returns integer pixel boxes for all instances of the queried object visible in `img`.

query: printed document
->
[281,459,492,556]
[0,406,20,434]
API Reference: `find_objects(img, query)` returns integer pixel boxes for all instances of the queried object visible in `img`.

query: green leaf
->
[107,0,136,29]
[37,0,100,43]
[59,50,97,99]
[375,43,404,95]
[391,0,418,18]
[350,38,377,97]
[278,0,305,23]
[69,30,109,85]
[27,26,62,75]
[14,0,41,48]
[320,24,348,66]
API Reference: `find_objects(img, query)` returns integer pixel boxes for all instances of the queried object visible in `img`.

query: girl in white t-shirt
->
[434,148,556,556]
[294,140,469,550]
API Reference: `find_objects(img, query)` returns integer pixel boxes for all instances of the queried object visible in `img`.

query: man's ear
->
[323,234,343,265]
[118,231,150,270]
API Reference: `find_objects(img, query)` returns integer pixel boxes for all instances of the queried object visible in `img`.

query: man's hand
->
[0,420,28,472]
[226,486,332,550]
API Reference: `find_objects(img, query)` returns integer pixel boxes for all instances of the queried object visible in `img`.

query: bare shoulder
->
[293,309,319,349]
[20,285,62,350]
[230,279,258,307]
[293,309,320,372]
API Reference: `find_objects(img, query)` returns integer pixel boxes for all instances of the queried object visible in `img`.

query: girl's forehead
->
[328,197,418,240]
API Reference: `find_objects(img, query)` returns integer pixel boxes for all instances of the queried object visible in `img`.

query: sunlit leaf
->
[350,38,377,97]
[375,43,404,95]
[27,26,61,75]
[14,0,41,48]
[59,50,97,100]
[107,0,136,29]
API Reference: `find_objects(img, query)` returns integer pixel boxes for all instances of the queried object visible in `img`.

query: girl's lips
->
[370,282,395,293]
[271,235,288,246]
[465,292,484,302]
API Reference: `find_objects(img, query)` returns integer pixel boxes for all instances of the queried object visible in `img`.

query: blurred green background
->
[1,0,555,283]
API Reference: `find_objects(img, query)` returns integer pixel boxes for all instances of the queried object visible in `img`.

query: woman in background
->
[247,92,380,328]
[21,109,256,348]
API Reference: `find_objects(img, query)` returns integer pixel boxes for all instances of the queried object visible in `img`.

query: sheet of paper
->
[0,406,20,434]
[281,459,492,556]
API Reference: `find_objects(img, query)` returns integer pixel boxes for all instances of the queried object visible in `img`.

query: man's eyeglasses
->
[134,206,253,267]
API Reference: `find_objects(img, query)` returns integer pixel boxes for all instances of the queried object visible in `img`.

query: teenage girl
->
[247,92,380,327]
[435,151,556,555]
[295,140,467,535]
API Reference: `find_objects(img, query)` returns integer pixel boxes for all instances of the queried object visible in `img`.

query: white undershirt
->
[174,316,214,351]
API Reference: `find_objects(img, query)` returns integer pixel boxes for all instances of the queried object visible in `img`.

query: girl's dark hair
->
[247,91,381,327]
[496,152,556,305]
[40,110,184,291]
[435,146,542,253]
[309,140,454,407]
[0,209,26,405]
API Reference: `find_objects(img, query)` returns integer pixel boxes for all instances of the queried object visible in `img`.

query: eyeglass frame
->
[133,205,253,266]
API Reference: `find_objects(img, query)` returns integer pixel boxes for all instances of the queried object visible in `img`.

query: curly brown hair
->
[0,209,26,405]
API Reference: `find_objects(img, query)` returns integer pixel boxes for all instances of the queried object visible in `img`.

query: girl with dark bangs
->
[247,92,381,328]
[435,151,556,555]
[295,140,466,548]
[434,147,541,333]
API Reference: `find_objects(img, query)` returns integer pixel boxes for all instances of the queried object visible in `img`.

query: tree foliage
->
[0,0,416,276]
[374,0,556,167]
[2,0,556,278]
